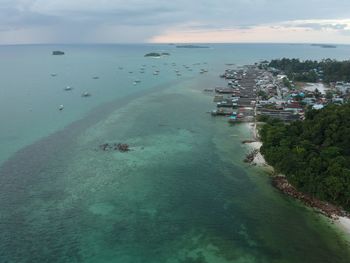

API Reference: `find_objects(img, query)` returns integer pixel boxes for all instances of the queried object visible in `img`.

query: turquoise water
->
[1,44,350,262]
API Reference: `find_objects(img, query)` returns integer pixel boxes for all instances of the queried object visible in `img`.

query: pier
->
[209,64,304,124]
[210,66,260,123]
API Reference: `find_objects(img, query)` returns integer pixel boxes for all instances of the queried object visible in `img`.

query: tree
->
[260,103,350,210]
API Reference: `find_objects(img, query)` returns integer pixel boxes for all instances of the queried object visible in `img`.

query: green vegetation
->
[257,90,268,100]
[145,52,161,57]
[52,50,65,55]
[269,58,350,83]
[260,103,350,210]
[282,77,292,89]
[144,52,170,57]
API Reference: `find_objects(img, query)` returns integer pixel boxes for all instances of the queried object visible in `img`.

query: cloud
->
[150,19,350,44]
[281,20,350,31]
[278,19,350,37]
[1,0,350,43]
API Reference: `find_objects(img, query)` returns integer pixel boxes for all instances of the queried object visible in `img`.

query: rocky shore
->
[272,176,349,219]
[244,122,350,235]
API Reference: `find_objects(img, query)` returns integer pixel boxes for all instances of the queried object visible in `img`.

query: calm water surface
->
[1,44,350,262]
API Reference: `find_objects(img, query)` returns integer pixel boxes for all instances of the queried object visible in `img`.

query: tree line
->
[268,58,350,83]
[260,103,350,210]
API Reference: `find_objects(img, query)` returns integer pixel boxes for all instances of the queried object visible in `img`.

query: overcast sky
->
[1,0,350,44]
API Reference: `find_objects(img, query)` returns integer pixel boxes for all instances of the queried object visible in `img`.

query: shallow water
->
[1,44,350,262]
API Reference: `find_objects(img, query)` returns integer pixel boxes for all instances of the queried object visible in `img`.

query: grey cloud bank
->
[1,0,350,44]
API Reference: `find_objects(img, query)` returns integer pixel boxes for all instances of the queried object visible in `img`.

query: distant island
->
[144,52,170,58]
[311,44,337,48]
[176,45,210,49]
[52,51,65,55]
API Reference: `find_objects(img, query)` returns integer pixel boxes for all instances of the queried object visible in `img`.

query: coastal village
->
[210,62,349,124]
[207,61,350,222]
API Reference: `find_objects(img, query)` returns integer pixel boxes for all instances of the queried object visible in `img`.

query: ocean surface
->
[1,44,350,262]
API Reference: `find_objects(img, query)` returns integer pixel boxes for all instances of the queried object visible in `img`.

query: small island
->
[52,51,65,55]
[176,45,209,49]
[311,44,337,48]
[144,52,170,58]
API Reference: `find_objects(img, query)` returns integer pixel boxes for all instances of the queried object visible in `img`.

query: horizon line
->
[0,42,349,47]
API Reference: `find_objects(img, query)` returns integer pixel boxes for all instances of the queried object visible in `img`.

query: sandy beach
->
[244,123,268,167]
[245,141,267,166]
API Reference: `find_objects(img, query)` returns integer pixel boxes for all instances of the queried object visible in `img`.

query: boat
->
[81,92,91,97]
[211,109,234,116]
[203,88,214,92]
[213,95,224,102]
[217,101,238,108]
[64,86,72,91]
[51,73,57,77]
[215,87,237,94]
[92,76,99,79]
[228,112,238,123]
[59,105,64,111]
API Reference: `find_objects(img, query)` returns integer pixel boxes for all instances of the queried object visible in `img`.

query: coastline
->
[243,123,272,170]
[243,122,350,238]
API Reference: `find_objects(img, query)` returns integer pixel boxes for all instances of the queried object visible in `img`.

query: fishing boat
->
[81,92,91,97]
[211,109,234,116]
[217,100,238,108]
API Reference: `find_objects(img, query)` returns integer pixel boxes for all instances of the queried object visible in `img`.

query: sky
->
[1,0,350,44]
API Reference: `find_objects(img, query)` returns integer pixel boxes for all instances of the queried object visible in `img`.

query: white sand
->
[243,123,268,166]
[335,217,350,236]
[245,141,267,166]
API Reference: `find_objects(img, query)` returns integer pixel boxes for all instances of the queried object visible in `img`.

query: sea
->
[1,43,350,263]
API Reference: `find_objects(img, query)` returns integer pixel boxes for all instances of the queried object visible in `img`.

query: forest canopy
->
[260,103,350,210]
[268,58,350,83]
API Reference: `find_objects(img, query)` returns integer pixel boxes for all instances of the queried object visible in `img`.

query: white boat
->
[59,105,64,111]
[81,92,91,97]
[64,86,72,91]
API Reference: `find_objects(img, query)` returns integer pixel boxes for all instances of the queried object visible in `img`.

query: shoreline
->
[243,123,272,170]
[242,122,350,237]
